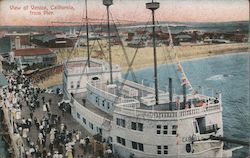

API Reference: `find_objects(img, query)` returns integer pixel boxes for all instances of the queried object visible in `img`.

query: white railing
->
[206,103,221,112]
[114,103,221,120]
[87,82,139,105]
[87,67,103,73]
[87,82,117,101]
[64,58,121,75]
[117,101,140,109]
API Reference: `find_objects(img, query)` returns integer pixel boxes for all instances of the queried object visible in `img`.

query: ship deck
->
[92,81,194,111]
[73,92,113,120]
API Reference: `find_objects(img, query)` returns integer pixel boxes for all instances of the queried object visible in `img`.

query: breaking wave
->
[206,74,233,81]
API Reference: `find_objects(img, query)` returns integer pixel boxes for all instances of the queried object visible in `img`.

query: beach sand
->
[39,42,249,88]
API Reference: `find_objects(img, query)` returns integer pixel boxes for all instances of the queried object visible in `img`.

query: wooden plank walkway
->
[16,92,95,158]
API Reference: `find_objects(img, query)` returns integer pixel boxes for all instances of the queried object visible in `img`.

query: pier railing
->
[1,103,24,158]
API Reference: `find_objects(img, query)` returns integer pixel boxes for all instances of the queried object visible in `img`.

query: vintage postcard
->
[0,0,249,158]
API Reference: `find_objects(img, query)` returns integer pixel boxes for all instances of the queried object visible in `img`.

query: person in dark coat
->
[30,112,33,119]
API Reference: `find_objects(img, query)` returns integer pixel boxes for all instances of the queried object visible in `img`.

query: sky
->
[0,0,249,26]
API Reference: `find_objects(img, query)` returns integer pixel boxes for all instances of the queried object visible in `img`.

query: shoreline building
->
[13,48,57,68]
[32,34,76,48]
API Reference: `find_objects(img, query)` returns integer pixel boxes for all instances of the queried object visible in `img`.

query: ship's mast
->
[146,0,160,105]
[103,0,113,84]
[85,0,90,67]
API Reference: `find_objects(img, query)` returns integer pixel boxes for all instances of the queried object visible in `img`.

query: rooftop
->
[175,34,192,39]
[14,48,54,56]
[33,34,56,43]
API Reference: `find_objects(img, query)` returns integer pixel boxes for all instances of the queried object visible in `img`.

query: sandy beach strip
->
[38,42,249,88]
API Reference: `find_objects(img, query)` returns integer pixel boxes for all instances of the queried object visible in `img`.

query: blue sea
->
[127,52,250,158]
[1,52,249,158]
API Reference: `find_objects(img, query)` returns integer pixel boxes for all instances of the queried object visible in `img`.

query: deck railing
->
[64,58,121,75]
[87,82,117,101]
[114,103,221,120]
[87,82,139,104]
[87,67,104,73]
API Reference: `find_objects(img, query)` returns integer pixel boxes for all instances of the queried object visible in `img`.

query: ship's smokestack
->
[183,84,186,108]
[169,78,172,110]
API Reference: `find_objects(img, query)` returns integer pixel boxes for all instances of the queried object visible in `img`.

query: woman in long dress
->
[43,103,47,112]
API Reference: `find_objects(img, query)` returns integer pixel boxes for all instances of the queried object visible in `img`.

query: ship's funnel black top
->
[183,84,186,107]
[169,78,173,110]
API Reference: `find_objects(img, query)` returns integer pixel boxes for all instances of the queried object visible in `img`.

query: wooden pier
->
[1,90,108,158]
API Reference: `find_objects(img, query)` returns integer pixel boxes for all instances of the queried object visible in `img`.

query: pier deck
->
[16,92,93,157]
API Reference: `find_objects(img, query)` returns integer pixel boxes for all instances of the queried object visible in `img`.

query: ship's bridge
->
[64,57,121,76]
[63,57,122,94]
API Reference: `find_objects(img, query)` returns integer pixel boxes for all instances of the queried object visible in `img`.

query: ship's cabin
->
[89,79,221,112]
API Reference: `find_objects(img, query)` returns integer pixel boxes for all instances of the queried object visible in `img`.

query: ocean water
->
[127,52,250,158]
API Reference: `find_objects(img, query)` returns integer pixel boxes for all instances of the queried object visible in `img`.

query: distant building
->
[212,39,230,44]
[127,32,135,41]
[4,32,31,47]
[13,48,57,68]
[204,37,213,44]
[32,34,76,48]
[15,36,21,49]
[175,34,192,42]
[127,36,148,48]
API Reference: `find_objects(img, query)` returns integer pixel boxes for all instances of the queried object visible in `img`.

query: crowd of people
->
[0,69,94,158]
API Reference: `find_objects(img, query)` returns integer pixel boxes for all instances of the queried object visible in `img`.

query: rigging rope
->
[110,12,138,83]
